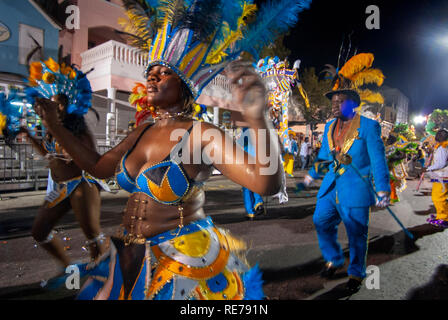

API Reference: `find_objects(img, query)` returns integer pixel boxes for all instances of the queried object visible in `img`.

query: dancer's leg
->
[32,199,72,268]
[69,181,107,261]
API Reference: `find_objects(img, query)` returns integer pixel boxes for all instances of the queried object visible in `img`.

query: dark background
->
[264,0,448,115]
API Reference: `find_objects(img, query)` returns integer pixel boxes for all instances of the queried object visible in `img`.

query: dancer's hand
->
[226,60,267,121]
[33,97,60,131]
[295,175,314,194]
[376,191,390,208]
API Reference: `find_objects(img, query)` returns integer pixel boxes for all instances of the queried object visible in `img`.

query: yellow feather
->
[338,53,374,79]
[351,68,385,88]
[206,3,257,65]
[118,11,153,51]
[359,89,384,104]
[206,28,243,64]
[237,3,257,27]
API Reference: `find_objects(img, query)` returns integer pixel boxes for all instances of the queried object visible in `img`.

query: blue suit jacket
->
[308,114,390,208]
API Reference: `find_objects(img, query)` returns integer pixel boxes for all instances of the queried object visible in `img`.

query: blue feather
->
[0,91,28,138]
[237,0,312,59]
[242,264,265,300]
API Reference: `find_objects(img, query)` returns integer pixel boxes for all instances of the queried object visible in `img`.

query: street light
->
[412,115,427,125]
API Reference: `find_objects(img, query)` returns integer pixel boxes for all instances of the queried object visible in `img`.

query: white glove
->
[376,191,390,208]
[304,175,314,187]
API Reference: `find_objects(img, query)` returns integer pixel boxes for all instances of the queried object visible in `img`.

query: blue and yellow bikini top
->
[116,123,200,205]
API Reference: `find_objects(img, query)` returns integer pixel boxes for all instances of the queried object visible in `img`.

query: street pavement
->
[0,169,447,300]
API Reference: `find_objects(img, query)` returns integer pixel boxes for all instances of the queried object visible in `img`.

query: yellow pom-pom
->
[45,58,60,73]
[42,72,55,84]
[29,62,43,81]
[0,113,6,136]
[194,105,202,113]
[69,70,77,80]
[60,65,73,76]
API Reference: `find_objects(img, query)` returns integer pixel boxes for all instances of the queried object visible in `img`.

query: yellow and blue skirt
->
[45,172,110,208]
[75,217,264,300]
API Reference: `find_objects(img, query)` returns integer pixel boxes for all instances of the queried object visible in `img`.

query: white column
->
[106,88,117,146]
[213,106,219,126]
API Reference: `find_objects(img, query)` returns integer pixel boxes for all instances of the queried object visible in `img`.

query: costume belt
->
[116,216,214,246]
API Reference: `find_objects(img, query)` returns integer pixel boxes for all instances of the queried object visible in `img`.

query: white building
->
[380,86,409,124]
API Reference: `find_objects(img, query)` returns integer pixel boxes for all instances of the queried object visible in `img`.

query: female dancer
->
[25,60,109,268]
[30,0,308,300]
[34,59,282,300]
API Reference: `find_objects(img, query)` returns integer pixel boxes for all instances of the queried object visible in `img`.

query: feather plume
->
[237,2,257,27]
[351,68,385,87]
[206,24,243,64]
[338,53,374,79]
[158,0,186,29]
[176,0,222,43]
[206,2,257,64]
[120,0,159,50]
[359,89,384,105]
[238,0,312,59]
[242,264,264,300]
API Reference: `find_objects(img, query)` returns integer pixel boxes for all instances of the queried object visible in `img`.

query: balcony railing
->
[80,40,148,91]
[81,40,147,70]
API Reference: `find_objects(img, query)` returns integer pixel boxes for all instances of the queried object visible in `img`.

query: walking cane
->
[348,161,414,240]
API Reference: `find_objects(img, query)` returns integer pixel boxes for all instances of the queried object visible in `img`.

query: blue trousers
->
[242,187,264,214]
[313,186,370,279]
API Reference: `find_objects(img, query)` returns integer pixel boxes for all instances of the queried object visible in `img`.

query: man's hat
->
[322,53,385,107]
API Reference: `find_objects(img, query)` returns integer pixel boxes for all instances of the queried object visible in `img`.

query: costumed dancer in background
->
[385,134,417,203]
[297,53,390,293]
[32,0,310,300]
[23,58,110,269]
[425,129,448,228]
[299,136,310,170]
[237,127,267,220]
[283,129,298,177]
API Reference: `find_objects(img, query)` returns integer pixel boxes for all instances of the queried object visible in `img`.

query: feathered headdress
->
[0,91,24,141]
[119,0,312,99]
[323,53,385,106]
[25,58,93,116]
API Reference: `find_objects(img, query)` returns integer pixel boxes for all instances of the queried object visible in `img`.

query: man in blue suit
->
[237,127,266,220]
[301,89,390,293]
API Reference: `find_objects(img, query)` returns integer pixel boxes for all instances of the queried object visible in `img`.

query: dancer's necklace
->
[153,111,190,121]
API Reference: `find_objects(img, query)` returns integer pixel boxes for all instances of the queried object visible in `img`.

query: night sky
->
[278,0,448,116]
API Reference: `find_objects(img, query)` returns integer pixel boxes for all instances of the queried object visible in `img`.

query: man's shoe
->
[255,205,267,216]
[346,278,362,294]
[246,213,255,221]
[320,262,341,279]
